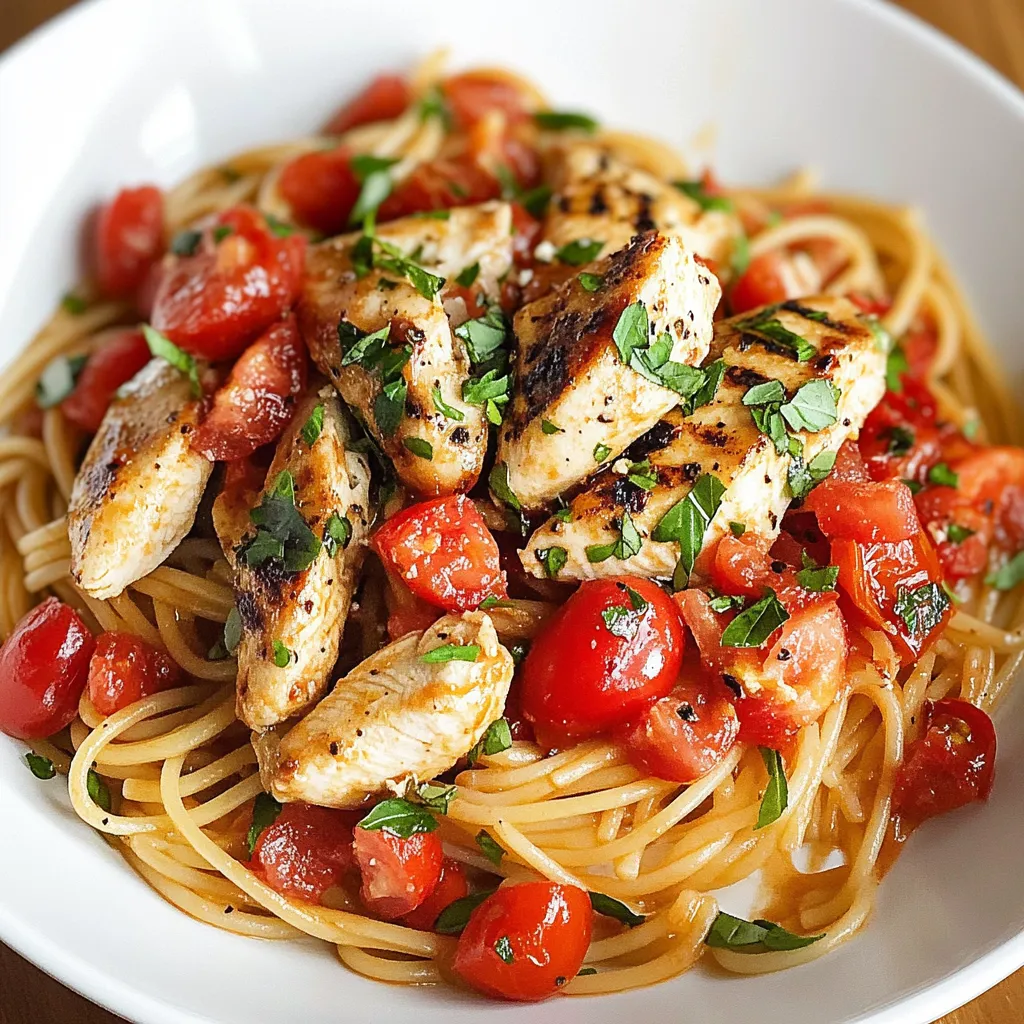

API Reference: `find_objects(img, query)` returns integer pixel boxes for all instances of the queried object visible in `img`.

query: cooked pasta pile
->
[1,58,1023,996]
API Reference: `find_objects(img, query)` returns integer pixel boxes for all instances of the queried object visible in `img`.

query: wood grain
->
[0,1,1022,1022]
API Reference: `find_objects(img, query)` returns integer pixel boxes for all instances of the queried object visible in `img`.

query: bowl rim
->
[1,0,1023,1022]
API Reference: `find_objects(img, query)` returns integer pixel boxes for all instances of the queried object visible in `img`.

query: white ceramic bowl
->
[2,1,1023,1021]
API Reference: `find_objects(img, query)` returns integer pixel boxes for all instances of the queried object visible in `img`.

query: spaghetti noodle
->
[1,58,1023,1000]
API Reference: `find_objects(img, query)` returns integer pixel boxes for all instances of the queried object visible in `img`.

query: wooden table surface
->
[1,0,1023,1021]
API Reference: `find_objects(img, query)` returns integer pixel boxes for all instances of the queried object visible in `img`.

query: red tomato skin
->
[252,803,358,902]
[94,185,164,297]
[892,699,996,829]
[453,882,592,1002]
[378,155,500,221]
[324,74,411,134]
[151,207,306,361]
[353,827,444,920]
[617,676,739,783]
[60,329,152,433]
[384,574,442,641]
[806,477,919,544]
[729,252,789,314]
[520,577,685,747]
[442,72,532,129]
[373,496,507,612]
[86,632,180,717]
[399,857,469,931]
[189,316,307,461]
[277,148,362,236]
[0,599,95,740]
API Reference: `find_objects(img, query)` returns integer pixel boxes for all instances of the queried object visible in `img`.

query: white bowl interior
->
[1,1,1023,1022]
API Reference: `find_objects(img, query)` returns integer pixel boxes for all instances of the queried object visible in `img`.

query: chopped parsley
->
[420,643,481,664]
[431,386,464,422]
[593,442,612,463]
[455,306,510,365]
[300,404,325,446]
[541,419,563,435]
[463,369,511,424]
[928,462,959,488]
[271,640,294,668]
[578,272,604,292]
[238,470,322,573]
[323,513,352,557]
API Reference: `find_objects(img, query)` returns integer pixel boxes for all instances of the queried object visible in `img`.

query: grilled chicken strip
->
[235,387,372,730]
[255,612,514,807]
[539,141,742,270]
[68,358,213,600]
[520,296,886,580]
[297,201,517,497]
[496,231,720,510]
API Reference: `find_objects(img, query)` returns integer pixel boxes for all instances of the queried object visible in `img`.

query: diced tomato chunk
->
[729,251,790,314]
[353,826,443,920]
[442,71,533,129]
[399,857,469,931]
[324,74,411,134]
[378,155,500,221]
[94,185,164,297]
[0,599,95,740]
[373,496,507,612]
[87,632,180,716]
[278,148,361,236]
[189,315,307,461]
[151,206,306,361]
[252,803,357,902]
[60,328,152,433]
[453,882,592,1002]
[806,476,919,544]
[893,699,996,832]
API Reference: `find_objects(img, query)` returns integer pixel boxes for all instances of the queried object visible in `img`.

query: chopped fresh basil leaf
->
[467,718,513,767]
[709,592,746,613]
[61,291,88,315]
[494,936,515,963]
[541,419,563,435]
[409,781,457,814]
[731,232,751,279]
[434,891,495,935]
[962,417,980,441]
[240,472,322,573]
[349,154,400,225]
[536,546,567,579]
[903,478,924,495]
[322,513,352,557]
[488,462,522,511]
[402,436,434,461]
[578,272,604,292]
[475,830,505,866]
[780,380,839,433]
[626,459,658,491]
[87,769,111,812]
[143,324,201,397]
[755,748,789,829]
[928,462,959,488]
[374,376,408,437]
[25,752,56,779]
[36,353,87,408]
[593,442,612,463]
[796,563,839,592]
[431,386,464,422]
[613,301,648,365]
[886,345,909,392]
[420,643,481,664]
[245,792,282,856]
[357,798,439,838]
[478,596,515,611]
[223,606,242,655]
[301,404,325,446]
[946,523,975,545]
[212,225,233,243]
[738,309,816,362]
[729,521,746,537]
[338,321,390,368]
[508,642,528,665]
[411,209,450,220]
[742,380,787,407]
[682,358,727,416]
[271,640,293,668]
[577,967,599,977]
[534,110,599,132]
[170,228,202,257]
[894,581,950,635]
[521,184,552,218]
[887,425,915,456]
[556,238,603,266]
[463,369,510,410]
[674,179,734,212]
[455,306,509,364]
[585,510,643,564]
[985,550,1024,591]
[652,474,726,587]
[553,506,573,523]
[601,587,649,639]
[720,589,789,648]
[264,213,296,237]
[589,891,645,928]
[705,911,823,952]
[456,262,480,287]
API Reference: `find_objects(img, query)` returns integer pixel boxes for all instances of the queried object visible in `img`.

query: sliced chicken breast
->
[539,141,742,270]
[520,296,886,580]
[496,231,720,511]
[68,358,214,600]
[255,612,514,807]
[235,387,373,730]
[297,202,517,497]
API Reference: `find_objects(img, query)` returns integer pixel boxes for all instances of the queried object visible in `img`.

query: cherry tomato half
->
[61,328,152,433]
[520,577,684,748]
[323,74,411,135]
[0,599,95,740]
[94,185,164,298]
[378,155,500,221]
[190,315,307,462]
[252,803,357,903]
[278,148,361,236]
[151,206,306,362]
[372,495,507,612]
[453,882,592,1002]
[353,826,443,920]
[87,632,181,717]
[729,251,790,314]
[892,698,996,830]
[399,856,469,931]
